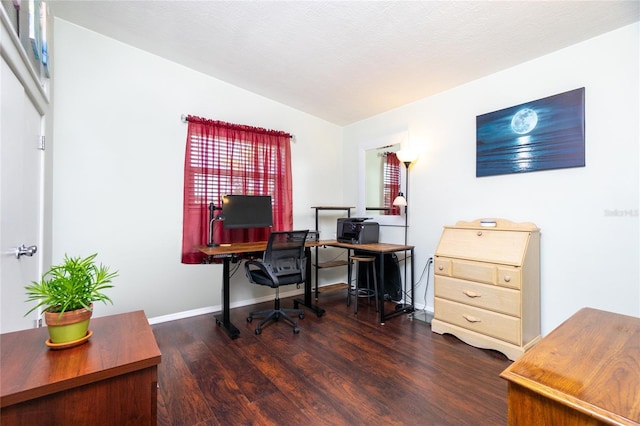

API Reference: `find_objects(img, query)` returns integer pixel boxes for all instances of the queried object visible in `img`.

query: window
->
[383,152,401,215]
[182,116,292,264]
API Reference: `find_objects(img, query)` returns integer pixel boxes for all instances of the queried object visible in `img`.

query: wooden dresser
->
[501,308,640,425]
[1,311,161,425]
[432,218,540,361]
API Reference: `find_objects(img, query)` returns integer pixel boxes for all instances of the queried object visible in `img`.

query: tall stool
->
[347,255,379,315]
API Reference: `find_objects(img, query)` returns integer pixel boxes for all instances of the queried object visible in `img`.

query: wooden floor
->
[152,288,512,426]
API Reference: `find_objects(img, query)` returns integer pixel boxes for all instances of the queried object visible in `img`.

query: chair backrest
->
[263,230,309,283]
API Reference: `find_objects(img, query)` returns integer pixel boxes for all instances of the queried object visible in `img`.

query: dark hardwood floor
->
[152,287,512,426]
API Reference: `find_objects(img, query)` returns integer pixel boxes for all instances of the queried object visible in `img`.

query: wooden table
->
[322,240,415,324]
[1,310,161,425]
[500,307,640,425]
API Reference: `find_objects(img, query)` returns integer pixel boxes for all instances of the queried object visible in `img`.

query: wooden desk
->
[199,240,323,339]
[1,311,161,425]
[322,240,415,324]
[500,308,640,425]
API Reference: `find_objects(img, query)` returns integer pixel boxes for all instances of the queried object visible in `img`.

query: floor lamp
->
[392,150,416,309]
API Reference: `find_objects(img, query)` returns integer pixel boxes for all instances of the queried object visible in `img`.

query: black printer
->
[337,218,379,244]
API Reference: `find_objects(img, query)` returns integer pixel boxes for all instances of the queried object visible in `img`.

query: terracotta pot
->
[44,305,93,344]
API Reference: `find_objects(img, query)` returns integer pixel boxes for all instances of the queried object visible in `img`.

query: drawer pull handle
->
[463,290,481,298]
[463,315,482,323]
[477,231,483,236]
[438,265,444,271]
[503,276,511,283]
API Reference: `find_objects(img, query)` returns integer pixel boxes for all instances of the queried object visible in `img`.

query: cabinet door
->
[434,257,451,276]
[436,228,529,265]
[497,265,522,289]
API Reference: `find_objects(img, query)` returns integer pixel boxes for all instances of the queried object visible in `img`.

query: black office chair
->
[245,230,309,335]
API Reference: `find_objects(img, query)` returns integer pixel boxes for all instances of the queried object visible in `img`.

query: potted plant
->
[25,253,118,348]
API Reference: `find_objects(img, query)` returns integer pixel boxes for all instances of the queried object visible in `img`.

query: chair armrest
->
[244,259,280,284]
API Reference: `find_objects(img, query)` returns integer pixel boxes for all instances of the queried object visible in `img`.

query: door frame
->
[1,7,52,331]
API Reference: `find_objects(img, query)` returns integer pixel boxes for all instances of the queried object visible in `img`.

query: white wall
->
[51,19,345,321]
[343,23,639,334]
[49,19,638,334]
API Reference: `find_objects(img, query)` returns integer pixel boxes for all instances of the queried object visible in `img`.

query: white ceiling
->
[50,1,639,126]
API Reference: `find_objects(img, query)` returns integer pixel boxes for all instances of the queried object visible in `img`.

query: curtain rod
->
[181,114,295,141]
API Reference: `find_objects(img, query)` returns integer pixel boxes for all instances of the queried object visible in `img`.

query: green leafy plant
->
[25,253,118,317]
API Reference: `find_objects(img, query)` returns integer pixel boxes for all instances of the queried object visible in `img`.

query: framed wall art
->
[476,87,585,177]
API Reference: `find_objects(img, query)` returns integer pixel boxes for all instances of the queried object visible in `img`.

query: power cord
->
[419,257,433,310]
[405,256,433,322]
[229,261,243,278]
[398,254,433,303]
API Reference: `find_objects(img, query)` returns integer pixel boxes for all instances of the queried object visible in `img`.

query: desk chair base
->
[247,297,305,335]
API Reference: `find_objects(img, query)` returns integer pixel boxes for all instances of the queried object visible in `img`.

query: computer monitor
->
[221,195,273,229]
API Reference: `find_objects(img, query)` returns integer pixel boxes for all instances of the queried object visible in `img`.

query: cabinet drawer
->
[434,257,451,276]
[436,228,529,265]
[435,276,520,317]
[497,265,521,290]
[434,298,521,345]
[451,259,496,285]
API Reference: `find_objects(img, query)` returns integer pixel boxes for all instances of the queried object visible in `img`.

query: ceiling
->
[50,1,639,126]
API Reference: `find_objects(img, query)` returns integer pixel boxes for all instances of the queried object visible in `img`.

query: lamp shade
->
[396,149,417,164]
[393,192,407,206]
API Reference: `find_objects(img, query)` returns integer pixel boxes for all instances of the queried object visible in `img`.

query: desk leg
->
[377,252,384,324]
[314,245,320,300]
[294,247,326,317]
[214,257,240,339]
[411,248,415,312]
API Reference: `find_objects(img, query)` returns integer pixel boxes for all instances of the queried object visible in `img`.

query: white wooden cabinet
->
[431,218,541,361]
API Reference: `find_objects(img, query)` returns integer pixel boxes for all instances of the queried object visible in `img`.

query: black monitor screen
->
[221,195,273,229]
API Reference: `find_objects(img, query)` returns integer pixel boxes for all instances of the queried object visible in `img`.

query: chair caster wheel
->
[255,328,262,335]
[215,318,221,325]
[298,313,305,319]
[293,327,300,334]
[247,317,253,323]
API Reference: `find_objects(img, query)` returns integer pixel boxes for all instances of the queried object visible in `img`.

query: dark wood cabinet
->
[1,311,161,425]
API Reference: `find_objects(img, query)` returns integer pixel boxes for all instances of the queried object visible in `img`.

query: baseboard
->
[147,285,307,325]
[148,286,431,326]
[147,306,219,325]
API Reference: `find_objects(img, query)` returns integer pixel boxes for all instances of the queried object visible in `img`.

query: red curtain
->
[384,152,401,215]
[181,115,293,264]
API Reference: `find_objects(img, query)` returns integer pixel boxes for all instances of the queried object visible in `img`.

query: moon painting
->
[476,88,585,177]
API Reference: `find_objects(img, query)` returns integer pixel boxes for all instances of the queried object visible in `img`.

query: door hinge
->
[38,135,45,151]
